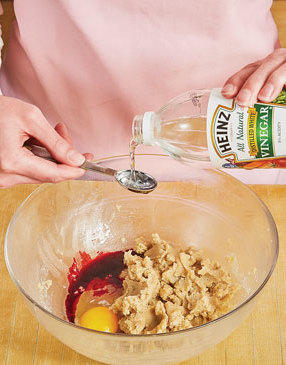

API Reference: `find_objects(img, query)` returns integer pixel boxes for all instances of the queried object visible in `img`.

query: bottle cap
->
[142,112,156,145]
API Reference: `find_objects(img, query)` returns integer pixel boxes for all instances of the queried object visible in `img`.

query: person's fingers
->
[25,122,73,148]
[54,124,95,162]
[0,97,86,186]
[83,153,94,161]
[258,63,286,102]
[222,62,261,98]
[54,122,73,146]
[25,107,85,166]
[0,173,42,188]
[235,53,286,106]
[222,49,286,104]
[2,147,86,183]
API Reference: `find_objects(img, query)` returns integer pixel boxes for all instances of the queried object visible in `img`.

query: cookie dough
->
[111,234,237,334]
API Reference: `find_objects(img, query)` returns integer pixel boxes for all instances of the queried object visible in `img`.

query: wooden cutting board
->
[0,184,285,365]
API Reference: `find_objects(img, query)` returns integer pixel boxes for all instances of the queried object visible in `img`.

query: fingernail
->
[222,84,235,95]
[236,89,252,106]
[259,84,274,100]
[67,150,85,165]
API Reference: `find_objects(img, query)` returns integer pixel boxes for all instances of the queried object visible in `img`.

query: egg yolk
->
[79,306,118,333]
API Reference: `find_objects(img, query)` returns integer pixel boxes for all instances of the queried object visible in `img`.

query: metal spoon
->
[26,144,157,194]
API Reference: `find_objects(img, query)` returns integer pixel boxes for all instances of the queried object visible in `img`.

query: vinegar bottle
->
[132,88,286,169]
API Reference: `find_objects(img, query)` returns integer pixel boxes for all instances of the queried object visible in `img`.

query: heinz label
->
[207,88,286,169]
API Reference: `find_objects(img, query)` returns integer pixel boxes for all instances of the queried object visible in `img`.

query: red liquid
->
[65,250,124,323]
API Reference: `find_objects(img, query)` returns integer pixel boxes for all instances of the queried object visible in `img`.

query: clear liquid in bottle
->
[132,90,211,163]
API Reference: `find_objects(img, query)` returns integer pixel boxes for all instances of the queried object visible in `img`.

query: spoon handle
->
[26,144,117,177]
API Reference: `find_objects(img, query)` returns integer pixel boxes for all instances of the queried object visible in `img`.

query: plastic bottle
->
[132,88,286,169]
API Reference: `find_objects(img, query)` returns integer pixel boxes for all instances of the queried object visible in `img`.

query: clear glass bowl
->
[5,155,278,365]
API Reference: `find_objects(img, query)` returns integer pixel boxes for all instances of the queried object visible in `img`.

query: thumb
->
[27,113,85,166]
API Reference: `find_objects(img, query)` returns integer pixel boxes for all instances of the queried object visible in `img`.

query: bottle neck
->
[132,112,156,146]
[132,114,144,145]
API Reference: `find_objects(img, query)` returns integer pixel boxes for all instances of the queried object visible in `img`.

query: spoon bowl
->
[115,169,158,194]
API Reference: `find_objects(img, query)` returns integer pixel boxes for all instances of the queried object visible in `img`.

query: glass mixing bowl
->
[5,155,278,365]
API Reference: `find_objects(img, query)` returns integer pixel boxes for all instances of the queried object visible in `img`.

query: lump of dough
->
[111,234,238,334]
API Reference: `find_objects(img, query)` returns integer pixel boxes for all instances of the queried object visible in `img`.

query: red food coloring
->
[65,250,125,323]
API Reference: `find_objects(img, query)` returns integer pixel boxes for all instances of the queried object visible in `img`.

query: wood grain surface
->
[0,183,285,365]
[272,1,286,47]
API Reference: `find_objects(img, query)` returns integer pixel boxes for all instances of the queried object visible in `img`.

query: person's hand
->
[222,48,286,106]
[0,96,91,188]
